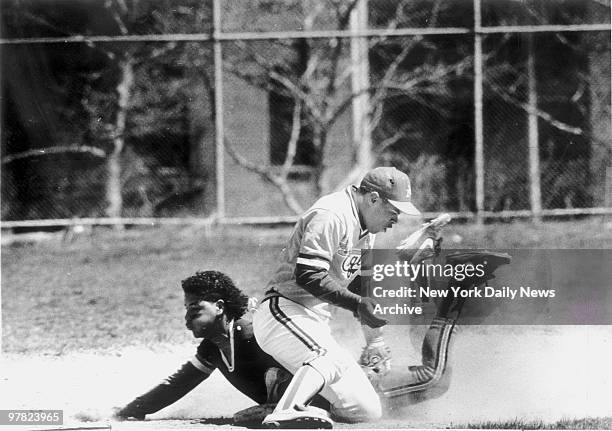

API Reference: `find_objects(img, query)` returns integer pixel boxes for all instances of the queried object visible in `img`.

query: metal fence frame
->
[1,0,611,229]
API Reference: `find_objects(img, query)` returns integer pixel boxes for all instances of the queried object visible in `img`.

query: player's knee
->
[331,397,382,423]
[306,355,349,385]
[361,398,383,421]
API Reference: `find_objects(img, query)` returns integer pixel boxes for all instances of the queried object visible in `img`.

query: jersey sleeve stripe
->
[296,257,330,270]
[298,252,331,263]
[190,355,215,374]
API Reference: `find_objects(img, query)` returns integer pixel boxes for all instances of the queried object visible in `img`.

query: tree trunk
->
[312,123,321,196]
[312,123,329,195]
[527,34,541,222]
[188,71,216,216]
[106,57,134,221]
[586,30,611,207]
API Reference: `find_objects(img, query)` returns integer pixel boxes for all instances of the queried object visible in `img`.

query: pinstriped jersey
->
[266,186,375,318]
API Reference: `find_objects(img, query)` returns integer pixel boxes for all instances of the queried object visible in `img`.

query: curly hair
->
[181,271,249,321]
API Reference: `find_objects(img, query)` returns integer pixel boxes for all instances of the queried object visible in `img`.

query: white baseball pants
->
[253,296,382,423]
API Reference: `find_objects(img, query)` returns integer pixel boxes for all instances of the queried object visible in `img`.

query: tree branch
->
[282,98,303,175]
[324,0,359,100]
[230,40,324,120]
[225,139,304,214]
[375,129,405,155]
[487,81,609,148]
[224,97,305,214]
[1,145,106,165]
[106,0,129,35]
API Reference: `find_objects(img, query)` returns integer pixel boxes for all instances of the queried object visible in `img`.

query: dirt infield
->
[2,325,611,429]
[2,221,612,429]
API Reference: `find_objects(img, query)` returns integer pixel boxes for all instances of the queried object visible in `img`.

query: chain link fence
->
[1,0,610,225]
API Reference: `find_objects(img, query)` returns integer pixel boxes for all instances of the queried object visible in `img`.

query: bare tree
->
[223,0,471,213]
[3,0,214,219]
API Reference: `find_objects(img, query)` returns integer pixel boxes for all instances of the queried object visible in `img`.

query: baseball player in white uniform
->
[253,167,421,428]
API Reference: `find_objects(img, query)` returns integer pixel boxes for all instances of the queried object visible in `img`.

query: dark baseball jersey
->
[119,318,280,418]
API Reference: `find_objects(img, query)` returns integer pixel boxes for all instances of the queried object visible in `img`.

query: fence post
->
[473,0,485,224]
[527,33,542,223]
[350,0,372,171]
[213,0,225,220]
[606,167,612,220]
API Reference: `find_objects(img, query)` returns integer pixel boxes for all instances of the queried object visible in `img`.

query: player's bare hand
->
[357,298,388,328]
[111,406,145,421]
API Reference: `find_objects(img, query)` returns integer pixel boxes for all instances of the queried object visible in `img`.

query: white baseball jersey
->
[265,186,374,318]
[253,186,383,423]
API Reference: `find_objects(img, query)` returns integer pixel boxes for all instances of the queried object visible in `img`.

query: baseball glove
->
[112,406,145,421]
[359,338,392,383]
[233,403,276,427]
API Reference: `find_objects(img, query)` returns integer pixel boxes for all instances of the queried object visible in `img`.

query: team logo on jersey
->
[341,254,361,278]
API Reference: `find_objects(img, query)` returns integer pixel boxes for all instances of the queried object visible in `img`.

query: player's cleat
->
[445,251,512,283]
[436,251,512,321]
[262,405,333,429]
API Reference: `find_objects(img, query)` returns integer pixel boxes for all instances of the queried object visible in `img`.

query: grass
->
[2,218,611,355]
[461,416,612,429]
[378,216,612,249]
[1,225,288,354]
[331,416,612,429]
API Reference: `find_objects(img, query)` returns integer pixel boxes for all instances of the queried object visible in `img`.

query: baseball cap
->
[359,167,421,215]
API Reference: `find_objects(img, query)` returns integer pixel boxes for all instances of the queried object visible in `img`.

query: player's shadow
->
[197,417,266,429]
[197,417,234,425]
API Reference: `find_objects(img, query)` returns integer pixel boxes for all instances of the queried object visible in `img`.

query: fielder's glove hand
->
[356,297,388,328]
[112,406,145,421]
[360,337,392,383]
